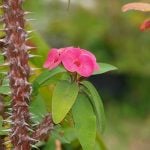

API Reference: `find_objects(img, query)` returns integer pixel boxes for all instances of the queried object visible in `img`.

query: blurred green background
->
[24,0,150,150]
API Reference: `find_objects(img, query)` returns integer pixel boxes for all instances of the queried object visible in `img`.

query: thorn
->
[3,140,11,145]
[7,116,12,119]
[26,36,33,41]
[23,121,30,126]
[27,127,34,132]
[31,144,40,150]
[0,16,4,22]
[2,84,9,87]
[0,72,7,75]
[0,62,9,67]
[31,123,40,127]
[0,63,9,69]
[11,127,19,137]
[25,46,37,51]
[30,113,37,118]
[29,54,42,58]
[31,68,42,72]
[26,18,36,22]
[5,112,12,115]
[31,68,42,70]
[0,5,9,9]
[0,29,6,32]
[0,38,5,42]
[24,11,33,15]
[7,92,11,95]
[3,120,14,124]
[0,52,6,56]
[1,129,11,132]
[29,137,39,143]
[27,30,36,34]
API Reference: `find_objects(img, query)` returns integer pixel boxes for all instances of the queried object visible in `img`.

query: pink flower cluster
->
[44,47,99,77]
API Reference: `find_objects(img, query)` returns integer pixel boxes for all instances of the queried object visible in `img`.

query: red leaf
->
[140,19,150,31]
[122,2,150,12]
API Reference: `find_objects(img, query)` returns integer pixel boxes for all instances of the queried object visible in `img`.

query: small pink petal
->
[140,19,150,31]
[61,47,81,72]
[43,48,61,70]
[77,54,95,77]
[81,49,99,71]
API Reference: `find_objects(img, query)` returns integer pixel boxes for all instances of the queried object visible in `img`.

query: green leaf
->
[44,135,56,150]
[34,67,66,86]
[0,117,8,135]
[52,125,77,144]
[0,63,9,71]
[30,94,47,122]
[0,86,10,95]
[81,81,105,133]
[94,63,117,75]
[72,93,96,150]
[32,67,66,95]
[95,132,107,150]
[0,55,4,64]
[52,80,79,124]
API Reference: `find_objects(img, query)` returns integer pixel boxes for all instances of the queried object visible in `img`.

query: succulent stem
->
[3,0,31,149]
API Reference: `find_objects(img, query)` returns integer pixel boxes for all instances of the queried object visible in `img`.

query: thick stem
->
[3,0,31,149]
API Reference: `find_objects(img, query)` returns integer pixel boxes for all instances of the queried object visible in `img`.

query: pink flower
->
[44,47,99,77]
[61,47,99,77]
[43,48,61,70]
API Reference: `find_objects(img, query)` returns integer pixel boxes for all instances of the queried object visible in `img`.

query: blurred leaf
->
[122,2,150,12]
[93,63,117,75]
[52,80,79,124]
[72,93,96,150]
[28,31,49,67]
[25,24,50,68]
[81,81,105,133]
[30,94,47,122]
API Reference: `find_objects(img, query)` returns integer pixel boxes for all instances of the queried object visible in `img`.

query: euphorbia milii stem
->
[3,0,31,149]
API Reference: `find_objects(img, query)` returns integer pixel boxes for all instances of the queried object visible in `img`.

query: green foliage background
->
[23,0,150,149]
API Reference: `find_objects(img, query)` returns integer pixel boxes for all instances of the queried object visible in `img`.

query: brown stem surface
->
[3,0,31,149]
[32,113,53,143]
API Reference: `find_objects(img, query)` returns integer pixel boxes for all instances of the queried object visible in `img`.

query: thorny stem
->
[2,1,54,149]
[3,0,31,149]
[32,113,53,143]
